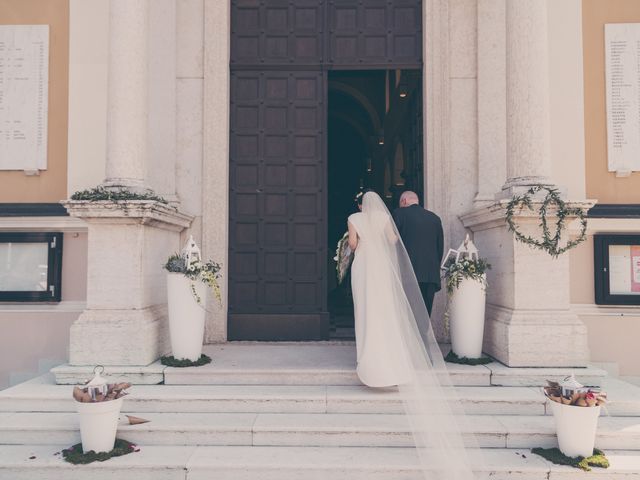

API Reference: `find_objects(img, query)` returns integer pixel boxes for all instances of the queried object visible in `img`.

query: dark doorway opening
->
[327,69,424,339]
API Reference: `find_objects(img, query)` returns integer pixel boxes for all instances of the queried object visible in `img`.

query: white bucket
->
[75,396,123,453]
[549,400,601,458]
[449,275,486,358]
[167,273,207,361]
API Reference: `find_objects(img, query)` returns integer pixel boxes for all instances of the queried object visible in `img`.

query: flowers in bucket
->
[163,235,222,305]
[73,365,130,403]
[543,379,607,407]
[73,382,131,403]
[537,375,609,467]
[334,232,353,284]
[72,367,131,457]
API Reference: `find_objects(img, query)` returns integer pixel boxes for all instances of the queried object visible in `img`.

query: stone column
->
[503,0,551,190]
[475,0,506,206]
[103,0,149,190]
[461,0,591,367]
[202,0,230,342]
[56,0,193,384]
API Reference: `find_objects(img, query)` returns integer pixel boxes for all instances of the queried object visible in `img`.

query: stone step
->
[0,380,549,416]
[162,344,607,387]
[51,343,608,387]
[0,412,638,450]
[3,376,639,416]
[1,445,639,479]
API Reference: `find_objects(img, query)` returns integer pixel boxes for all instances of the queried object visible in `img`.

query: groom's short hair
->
[400,191,419,206]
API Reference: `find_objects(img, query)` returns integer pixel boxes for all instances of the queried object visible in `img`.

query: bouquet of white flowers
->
[334,232,353,284]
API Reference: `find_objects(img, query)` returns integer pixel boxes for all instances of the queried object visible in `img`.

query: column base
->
[69,306,170,366]
[484,304,589,367]
[461,199,594,368]
[61,200,193,369]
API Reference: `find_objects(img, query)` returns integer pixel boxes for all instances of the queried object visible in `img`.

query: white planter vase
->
[167,273,207,361]
[549,400,601,458]
[449,275,486,359]
[75,397,123,453]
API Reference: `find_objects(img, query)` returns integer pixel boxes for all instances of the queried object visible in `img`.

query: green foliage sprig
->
[505,185,587,258]
[71,186,169,204]
[442,256,491,295]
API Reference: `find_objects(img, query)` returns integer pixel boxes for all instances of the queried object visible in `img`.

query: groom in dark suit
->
[392,191,444,316]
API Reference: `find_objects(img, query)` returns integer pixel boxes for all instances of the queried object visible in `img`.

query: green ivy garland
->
[505,185,587,258]
[71,186,169,204]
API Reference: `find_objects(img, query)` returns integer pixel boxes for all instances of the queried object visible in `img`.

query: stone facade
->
[54,0,597,371]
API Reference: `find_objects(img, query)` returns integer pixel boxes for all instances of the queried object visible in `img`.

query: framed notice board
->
[594,234,640,305]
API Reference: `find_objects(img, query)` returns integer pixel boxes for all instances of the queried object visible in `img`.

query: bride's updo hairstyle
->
[355,188,375,207]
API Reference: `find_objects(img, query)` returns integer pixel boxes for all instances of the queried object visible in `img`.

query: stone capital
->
[61,200,193,232]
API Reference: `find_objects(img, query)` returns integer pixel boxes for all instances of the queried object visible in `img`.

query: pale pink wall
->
[570,233,640,376]
[0,232,87,390]
[0,313,77,389]
[61,232,89,300]
[581,315,640,376]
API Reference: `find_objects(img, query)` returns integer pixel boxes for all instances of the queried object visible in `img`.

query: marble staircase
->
[0,343,639,479]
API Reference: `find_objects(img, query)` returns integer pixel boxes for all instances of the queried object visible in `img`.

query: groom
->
[392,191,444,316]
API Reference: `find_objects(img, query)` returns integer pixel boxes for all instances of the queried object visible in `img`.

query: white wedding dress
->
[349,209,412,387]
[347,192,480,480]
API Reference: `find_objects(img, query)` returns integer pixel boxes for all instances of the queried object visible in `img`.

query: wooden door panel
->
[229,69,327,339]
[231,0,325,66]
[328,0,422,67]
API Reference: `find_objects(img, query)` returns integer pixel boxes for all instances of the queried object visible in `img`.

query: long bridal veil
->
[360,192,480,480]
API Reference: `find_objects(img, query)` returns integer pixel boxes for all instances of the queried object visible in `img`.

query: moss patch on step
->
[61,439,139,465]
[160,354,212,367]
[444,351,492,365]
[531,447,609,472]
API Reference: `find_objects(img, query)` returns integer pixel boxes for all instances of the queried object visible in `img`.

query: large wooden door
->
[229,0,422,340]
[229,70,327,339]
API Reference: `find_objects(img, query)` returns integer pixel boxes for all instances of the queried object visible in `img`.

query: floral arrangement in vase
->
[163,235,222,305]
[442,256,491,294]
[441,234,491,294]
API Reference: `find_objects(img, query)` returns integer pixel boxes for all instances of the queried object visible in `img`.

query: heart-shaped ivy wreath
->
[505,185,587,258]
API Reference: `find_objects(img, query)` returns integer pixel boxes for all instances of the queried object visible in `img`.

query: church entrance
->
[228,0,423,341]
[327,70,423,339]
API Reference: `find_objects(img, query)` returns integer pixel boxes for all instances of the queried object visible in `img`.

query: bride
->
[347,191,478,480]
